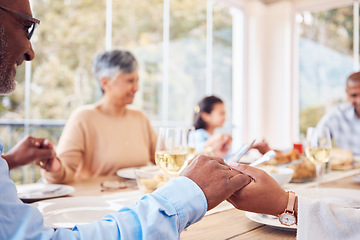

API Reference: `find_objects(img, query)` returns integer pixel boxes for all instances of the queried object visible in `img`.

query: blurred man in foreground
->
[0,0,58,172]
[4,1,359,240]
[0,2,251,239]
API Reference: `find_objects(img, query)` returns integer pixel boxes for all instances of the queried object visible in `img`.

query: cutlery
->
[249,150,276,167]
[278,158,304,167]
[227,139,256,163]
[261,214,277,219]
[43,186,62,195]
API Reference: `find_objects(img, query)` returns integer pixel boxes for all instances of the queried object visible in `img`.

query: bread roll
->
[329,148,354,171]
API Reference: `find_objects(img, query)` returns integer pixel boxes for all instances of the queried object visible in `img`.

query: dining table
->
[26,167,360,240]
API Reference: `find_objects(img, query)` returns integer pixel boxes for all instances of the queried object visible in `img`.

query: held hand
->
[205,134,233,157]
[227,163,288,216]
[252,139,271,155]
[180,155,251,210]
[2,136,60,171]
[35,140,62,172]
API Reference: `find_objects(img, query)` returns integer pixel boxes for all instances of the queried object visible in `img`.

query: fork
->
[43,186,62,195]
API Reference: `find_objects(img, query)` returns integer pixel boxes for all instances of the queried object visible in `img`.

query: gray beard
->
[0,26,16,95]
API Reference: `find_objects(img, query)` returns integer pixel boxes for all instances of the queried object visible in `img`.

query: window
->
[297,4,357,135]
[112,0,164,121]
[2,0,239,183]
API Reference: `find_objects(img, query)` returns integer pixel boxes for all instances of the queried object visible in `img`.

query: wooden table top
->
[68,175,138,197]
[45,169,360,239]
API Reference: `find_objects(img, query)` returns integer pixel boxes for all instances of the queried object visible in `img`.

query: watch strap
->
[286,191,296,212]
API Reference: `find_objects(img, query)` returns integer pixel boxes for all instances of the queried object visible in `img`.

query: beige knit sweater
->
[42,104,157,184]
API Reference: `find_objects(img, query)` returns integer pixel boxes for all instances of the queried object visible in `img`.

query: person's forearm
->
[68,177,207,239]
[41,159,70,184]
[2,153,17,170]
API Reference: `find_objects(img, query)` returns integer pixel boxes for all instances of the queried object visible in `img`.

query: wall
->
[242,0,267,144]
[262,1,294,149]
[229,0,353,149]
[239,0,294,149]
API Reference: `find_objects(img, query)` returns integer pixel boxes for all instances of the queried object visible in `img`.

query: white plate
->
[32,191,141,229]
[353,174,360,183]
[17,183,75,201]
[116,167,137,179]
[116,165,159,179]
[246,188,360,230]
[246,212,297,231]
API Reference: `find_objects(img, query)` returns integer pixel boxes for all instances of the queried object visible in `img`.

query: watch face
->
[279,213,296,226]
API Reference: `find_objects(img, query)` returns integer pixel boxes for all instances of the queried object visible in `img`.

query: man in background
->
[317,72,360,156]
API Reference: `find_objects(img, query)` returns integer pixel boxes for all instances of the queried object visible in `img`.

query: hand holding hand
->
[3,136,61,172]
[36,139,62,172]
[252,139,271,155]
[205,133,233,157]
[227,163,288,216]
[180,155,251,210]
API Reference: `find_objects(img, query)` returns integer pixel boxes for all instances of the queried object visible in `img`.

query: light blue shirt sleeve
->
[0,152,207,240]
[193,129,211,152]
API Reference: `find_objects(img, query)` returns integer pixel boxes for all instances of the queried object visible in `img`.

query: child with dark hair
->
[192,96,232,158]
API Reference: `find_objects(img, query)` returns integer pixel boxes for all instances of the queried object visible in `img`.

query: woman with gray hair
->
[42,49,157,183]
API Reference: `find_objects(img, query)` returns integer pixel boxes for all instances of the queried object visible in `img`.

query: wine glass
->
[155,127,189,175]
[305,127,332,187]
[187,127,196,161]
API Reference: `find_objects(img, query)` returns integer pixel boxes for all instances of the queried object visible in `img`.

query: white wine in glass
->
[305,147,331,165]
[155,127,188,175]
[305,127,332,187]
[187,147,196,156]
[187,127,196,161]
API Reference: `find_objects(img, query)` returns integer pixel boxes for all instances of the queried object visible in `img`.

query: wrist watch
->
[278,191,297,226]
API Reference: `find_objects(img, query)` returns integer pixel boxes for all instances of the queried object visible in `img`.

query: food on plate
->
[266,148,301,165]
[258,165,279,174]
[263,148,316,180]
[138,174,170,193]
[287,159,316,180]
[329,148,354,171]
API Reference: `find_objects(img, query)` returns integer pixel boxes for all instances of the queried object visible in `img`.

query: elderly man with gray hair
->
[42,49,157,184]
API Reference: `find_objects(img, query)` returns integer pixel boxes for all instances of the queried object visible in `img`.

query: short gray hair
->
[92,49,138,83]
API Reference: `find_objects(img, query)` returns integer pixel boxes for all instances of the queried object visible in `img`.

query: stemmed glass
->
[155,127,189,175]
[187,127,196,162]
[305,127,332,187]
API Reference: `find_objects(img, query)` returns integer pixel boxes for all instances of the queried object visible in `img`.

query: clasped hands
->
[2,136,61,172]
[180,155,288,216]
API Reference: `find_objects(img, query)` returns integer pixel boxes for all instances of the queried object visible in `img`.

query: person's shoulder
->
[69,104,98,119]
[319,103,351,126]
[195,128,210,137]
[330,103,353,116]
[196,128,208,134]
[337,102,353,111]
